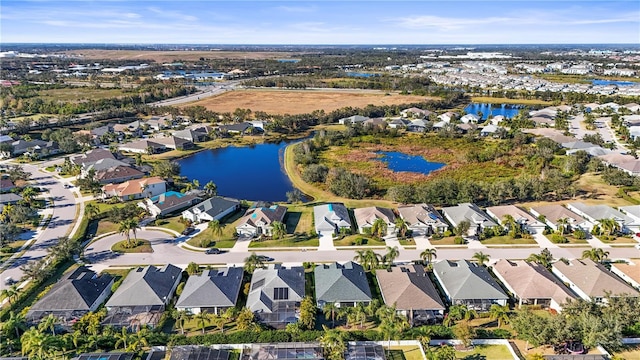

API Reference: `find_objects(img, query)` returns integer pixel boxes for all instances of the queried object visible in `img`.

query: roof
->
[530,204,586,225]
[76,353,134,360]
[153,135,193,148]
[95,166,145,183]
[353,206,395,228]
[71,148,116,166]
[617,160,640,173]
[314,262,372,304]
[619,205,640,220]
[567,202,635,224]
[176,267,243,309]
[173,129,204,142]
[86,158,130,172]
[149,192,201,212]
[119,139,165,151]
[0,193,23,204]
[610,262,640,287]
[169,346,231,360]
[183,196,240,218]
[313,203,352,232]
[376,265,445,311]
[27,266,113,317]
[246,265,305,313]
[552,259,639,298]
[397,203,447,228]
[492,259,576,305]
[0,178,15,191]
[441,203,498,228]
[485,205,542,226]
[433,260,508,301]
[339,115,369,123]
[102,176,165,197]
[237,205,287,228]
[219,122,252,132]
[106,264,182,307]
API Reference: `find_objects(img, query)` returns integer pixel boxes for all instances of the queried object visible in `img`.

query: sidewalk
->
[532,232,559,249]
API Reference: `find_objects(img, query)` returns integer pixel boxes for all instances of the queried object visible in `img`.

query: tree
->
[299,296,317,330]
[186,262,200,275]
[21,327,54,359]
[395,217,408,238]
[527,248,554,269]
[472,251,490,266]
[556,217,570,235]
[382,246,400,268]
[127,327,149,352]
[271,221,287,240]
[1,284,20,306]
[197,311,212,334]
[502,214,521,238]
[235,307,257,331]
[119,219,135,247]
[20,186,38,205]
[453,220,471,237]
[2,311,27,339]
[319,325,346,360]
[38,314,58,336]
[420,248,437,268]
[286,189,304,203]
[371,218,388,239]
[323,303,339,327]
[244,252,266,274]
[151,160,181,180]
[597,218,620,237]
[353,249,381,272]
[203,181,218,197]
[114,326,130,350]
[173,310,192,335]
[84,202,100,220]
[489,304,510,328]
[581,248,610,263]
[445,305,477,327]
[453,320,476,348]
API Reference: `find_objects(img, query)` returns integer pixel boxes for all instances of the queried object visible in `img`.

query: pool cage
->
[244,343,325,360]
[169,346,231,360]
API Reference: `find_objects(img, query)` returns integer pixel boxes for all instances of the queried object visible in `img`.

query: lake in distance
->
[464,103,522,120]
[376,151,445,174]
[177,141,296,202]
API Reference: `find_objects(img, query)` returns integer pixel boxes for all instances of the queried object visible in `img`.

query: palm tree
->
[353,249,381,272]
[354,302,368,328]
[20,187,37,205]
[119,219,133,247]
[1,284,20,306]
[127,327,149,352]
[556,217,570,235]
[371,218,388,239]
[21,327,53,359]
[319,325,346,360]
[395,217,408,238]
[445,305,477,327]
[472,251,490,266]
[420,248,437,268]
[527,248,554,269]
[197,311,212,334]
[597,218,620,237]
[38,314,58,336]
[208,219,223,240]
[383,246,400,268]
[502,214,521,237]
[489,304,510,328]
[129,218,140,244]
[323,302,339,327]
[204,181,218,197]
[84,202,100,220]
[114,326,130,350]
[581,248,610,263]
[2,311,27,339]
[244,252,266,274]
[271,221,286,240]
[173,310,192,335]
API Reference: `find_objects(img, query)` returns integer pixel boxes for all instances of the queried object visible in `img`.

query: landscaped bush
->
[454,236,465,244]
[573,229,587,239]
[476,328,512,339]
[443,230,453,237]
[431,232,444,240]
[550,233,568,243]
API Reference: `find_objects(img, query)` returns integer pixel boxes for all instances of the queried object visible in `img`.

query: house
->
[619,205,640,228]
[26,266,114,325]
[387,118,409,129]
[10,139,48,156]
[95,165,145,184]
[566,202,639,233]
[314,262,372,308]
[353,206,396,236]
[490,115,505,126]
[182,196,240,223]
[0,193,23,206]
[75,353,134,360]
[102,176,166,201]
[0,178,15,193]
[480,124,501,137]
[104,264,182,328]
[113,120,144,137]
[363,118,387,129]
[397,203,448,236]
[432,260,509,311]
[529,204,589,233]
[376,265,445,325]
[485,205,546,234]
[610,261,640,290]
[119,139,166,154]
[169,346,231,360]
[616,159,640,176]
[437,112,457,123]
[139,191,202,218]
[175,267,243,314]
[246,264,305,327]
[441,203,499,237]
[81,158,131,177]
[71,148,116,167]
[551,259,639,303]
[338,115,369,125]
[235,204,287,237]
[218,122,254,135]
[407,119,429,132]
[492,259,576,311]
[401,107,433,119]
[244,343,326,360]
[460,114,480,124]
[146,116,173,130]
[173,129,207,143]
[313,203,352,237]
[152,135,194,151]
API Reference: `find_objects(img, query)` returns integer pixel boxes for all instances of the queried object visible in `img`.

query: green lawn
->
[189,211,246,248]
[596,235,637,244]
[453,344,513,359]
[111,239,153,253]
[389,346,423,360]
[249,234,319,248]
[155,215,188,233]
[96,220,119,236]
[545,234,588,245]
[482,235,537,245]
[39,87,126,102]
[334,234,386,247]
[430,236,466,246]
[283,204,314,234]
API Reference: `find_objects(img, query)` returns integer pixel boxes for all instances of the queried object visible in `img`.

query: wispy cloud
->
[274,5,317,13]
[147,7,198,22]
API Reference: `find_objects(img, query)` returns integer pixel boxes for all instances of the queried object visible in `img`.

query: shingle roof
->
[102,176,165,197]
[86,158,130,172]
[433,260,508,301]
[238,205,287,228]
[376,265,445,311]
[95,165,145,183]
[71,148,116,166]
[441,203,498,228]
[183,196,240,219]
[176,267,243,309]
[246,265,304,313]
[106,264,182,307]
[314,262,372,304]
[552,259,639,298]
[0,193,23,204]
[313,203,352,232]
[568,202,636,224]
[397,203,447,229]
[610,263,640,288]
[530,204,586,225]
[492,259,576,306]
[353,207,395,228]
[169,346,230,360]
[485,205,542,226]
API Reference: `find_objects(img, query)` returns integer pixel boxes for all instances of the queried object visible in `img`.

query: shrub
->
[354,237,365,246]
[443,230,453,237]
[454,237,465,244]
[550,233,568,243]
[573,229,587,239]
[431,232,444,240]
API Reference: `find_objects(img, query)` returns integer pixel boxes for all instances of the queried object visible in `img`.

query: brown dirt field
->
[181,89,436,114]
[60,49,304,62]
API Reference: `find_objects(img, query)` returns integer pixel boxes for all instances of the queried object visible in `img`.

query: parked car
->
[182,227,196,236]
[205,248,222,254]
[256,255,273,262]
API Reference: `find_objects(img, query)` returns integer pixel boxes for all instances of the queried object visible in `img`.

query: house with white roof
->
[485,205,545,234]
[313,203,352,237]
[460,114,480,124]
[441,203,498,237]
[397,203,448,236]
[566,202,639,233]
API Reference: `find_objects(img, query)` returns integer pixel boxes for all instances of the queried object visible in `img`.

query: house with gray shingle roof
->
[313,203,352,237]
[246,264,305,328]
[182,196,240,223]
[441,203,498,237]
[338,115,369,125]
[432,260,509,311]
[566,202,639,233]
[26,266,114,325]
[551,259,639,303]
[376,265,445,326]
[314,262,371,307]
[176,267,243,315]
[397,203,448,236]
[236,204,287,237]
[492,259,576,311]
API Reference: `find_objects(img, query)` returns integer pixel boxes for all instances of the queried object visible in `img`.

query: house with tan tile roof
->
[529,204,589,233]
[95,165,145,184]
[397,203,448,236]
[610,262,640,290]
[492,259,576,311]
[236,204,287,237]
[486,205,545,234]
[353,206,396,236]
[102,176,166,201]
[551,259,639,303]
[376,265,445,326]
[152,136,194,151]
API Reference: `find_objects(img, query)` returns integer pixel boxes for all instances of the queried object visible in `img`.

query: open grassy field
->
[470,96,554,106]
[453,344,513,359]
[62,49,303,62]
[182,89,435,115]
[39,87,126,102]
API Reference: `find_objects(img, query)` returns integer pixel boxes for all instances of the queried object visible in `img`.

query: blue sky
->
[1,1,639,44]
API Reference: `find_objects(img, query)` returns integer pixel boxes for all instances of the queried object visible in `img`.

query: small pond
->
[464,103,523,120]
[591,79,638,87]
[177,141,297,202]
[376,151,445,174]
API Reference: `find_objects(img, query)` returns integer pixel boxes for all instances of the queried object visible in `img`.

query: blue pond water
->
[346,72,379,78]
[177,141,296,202]
[376,151,445,174]
[591,79,637,87]
[464,103,522,120]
